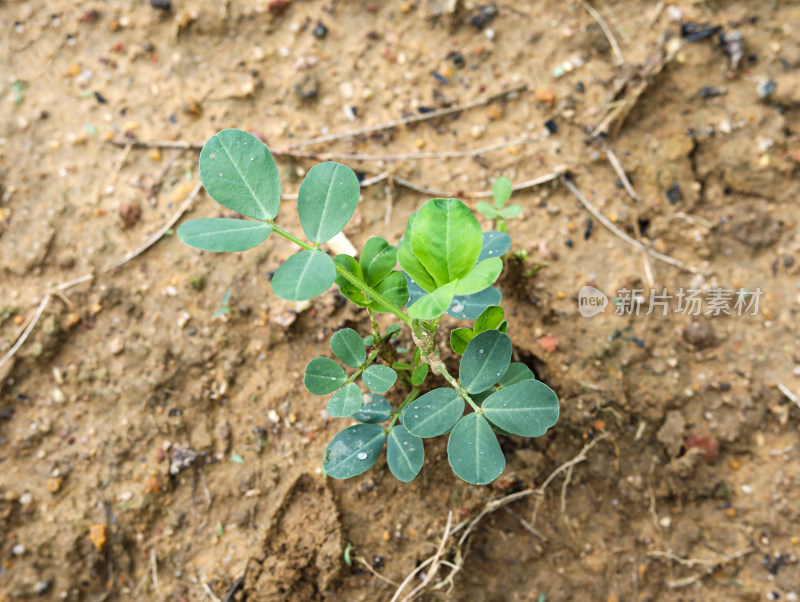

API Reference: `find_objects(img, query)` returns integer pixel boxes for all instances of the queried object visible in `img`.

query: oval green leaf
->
[475,200,498,218]
[360,237,397,287]
[403,388,464,438]
[410,198,482,285]
[330,328,366,367]
[398,212,438,293]
[478,231,512,262]
[447,413,505,485]
[178,218,272,252]
[387,425,424,483]
[460,330,512,394]
[474,305,504,334]
[498,205,523,219]
[352,393,393,423]
[408,281,457,320]
[323,424,386,479]
[327,382,363,418]
[499,362,536,387]
[454,257,503,296]
[446,287,502,320]
[450,327,474,355]
[272,250,336,301]
[304,357,347,395]
[362,365,397,393]
[411,363,429,386]
[333,254,369,306]
[199,129,280,220]
[369,271,409,313]
[481,380,559,437]
[492,177,513,207]
[298,161,360,243]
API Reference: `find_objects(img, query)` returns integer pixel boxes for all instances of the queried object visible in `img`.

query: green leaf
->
[454,257,503,296]
[360,237,397,287]
[450,327,475,355]
[403,388,464,438]
[410,198,483,286]
[272,250,336,301]
[199,129,280,220]
[323,424,386,479]
[499,362,535,387]
[397,212,438,293]
[411,363,429,386]
[447,413,505,485]
[297,162,360,243]
[385,324,402,337]
[333,254,369,306]
[369,271,409,313]
[408,281,457,320]
[474,305,505,334]
[498,204,523,219]
[392,362,413,371]
[460,330,512,394]
[330,328,366,368]
[304,357,347,395]
[476,201,498,218]
[481,380,559,437]
[478,231,511,262]
[362,365,397,393]
[447,287,502,320]
[178,218,272,252]
[386,425,424,483]
[492,177,513,207]
[498,320,508,333]
[352,393,392,423]
[487,418,514,437]
[327,382,363,417]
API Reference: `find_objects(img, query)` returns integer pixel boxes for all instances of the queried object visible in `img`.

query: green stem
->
[387,388,422,431]
[271,224,413,328]
[348,348,380,383]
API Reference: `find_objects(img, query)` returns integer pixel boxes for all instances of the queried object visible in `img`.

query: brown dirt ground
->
[2,0,800,600]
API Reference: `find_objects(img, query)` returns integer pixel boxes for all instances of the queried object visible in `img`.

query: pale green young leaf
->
[333,254,369,306]
[359,237,397,287]
[178,218,273,252]
[386,425,424,483]
[408,281,457,320]
[323,424,386,479]
[352,393,393,423]
[447,413,505,485]
[481,380,559,437]
[492,177,513,207]
[450,327,474,355]
[369,271,409,313]
[411,363,428,386]
[397,212,438,293]
[475,201,498,218]
[199,129,281,220]
[459,330,512,394]
[454,257,503,296]
[410,198,482,285]
[362,365,397,393]
[330,328,366,367]
[498,204,523,219]
[473,305,504,334]
[297,161,360,243]
[304,357,347,395]
[272,250,336,301]
[327,382,363,417]
[403,388,464,438]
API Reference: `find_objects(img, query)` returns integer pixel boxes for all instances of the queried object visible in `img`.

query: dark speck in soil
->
[681,22,723,42]
[544,119,558,134]
[313,22,328,39]
[470,6,498,30]
[150,0,172,10]
[667,183,682,204]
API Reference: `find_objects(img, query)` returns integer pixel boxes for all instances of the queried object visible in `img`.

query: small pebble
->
[534,87,556,106]
[757,78,777,99]
[313,22,328,39]
[109,337,125,355]
[741,484,753,494]
[12,544,25,556]
[544,119,558,134]
[470,6,497,30]
[150,0,172,10]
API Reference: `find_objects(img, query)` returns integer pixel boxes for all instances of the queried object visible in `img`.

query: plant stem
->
[270,223,413,328]
[348,348,380,383]
[387,388,422,431]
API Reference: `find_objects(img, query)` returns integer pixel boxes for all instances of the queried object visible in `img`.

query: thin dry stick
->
[288,84,528,150]
[397,511,453,602]
[777,382,800,409]
[201,582,222,602]
[389,556,436,602]
[648,547,753,589]
[561,176,703,275]
[502,507,546,541]
[580,0,624,65]
[603,145,639,202]
[0,294,50,372]
[355,556,399,587]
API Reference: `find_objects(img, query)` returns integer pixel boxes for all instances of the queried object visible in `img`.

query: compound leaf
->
[360,237,397,287]
[369,271,409,313]
[410,198,482,286]
[298,161,360,243]
[446,287,502,320]
[477,231,512,262]
[403,388,464,438]
[330,328,366,368]
[447,413,505,485]
[178,218,272,252]
[481,380,559,437]
[499,362,536,387]
[387,425,424,483]
[353,393,393,423]
[492,177,513,207]
[304,357,347,395]
[327,382,363,418]
[199,129,281,220]
[460,330,512,394]
[474,305,504,334]
[362,365,397,393]
[272,250,336,301]
[450,327,474,355]
[454,257,502,296]
[323,424,386,479]
[408,281,457,320]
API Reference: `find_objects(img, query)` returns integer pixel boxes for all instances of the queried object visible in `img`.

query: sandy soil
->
[1,0,799,600]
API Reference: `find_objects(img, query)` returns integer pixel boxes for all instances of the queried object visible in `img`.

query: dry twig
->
[777,382,800,409]
[647,547,753,589]
[580,0,625,65]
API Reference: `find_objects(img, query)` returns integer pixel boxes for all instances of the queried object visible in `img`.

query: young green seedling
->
[178,129,559,485]
[476,176,524,233]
